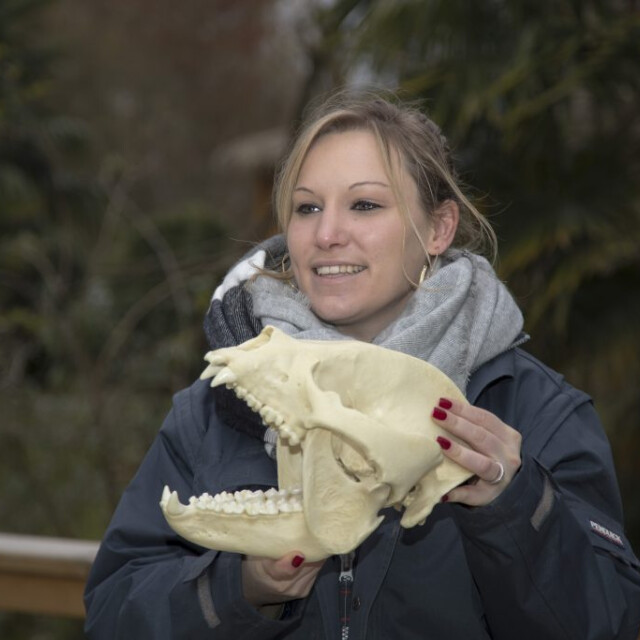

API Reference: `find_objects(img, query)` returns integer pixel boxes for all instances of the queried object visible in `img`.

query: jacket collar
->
[466,346,518,405]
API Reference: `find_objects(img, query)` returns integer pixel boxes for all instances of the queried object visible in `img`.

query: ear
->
[425,200,459,255]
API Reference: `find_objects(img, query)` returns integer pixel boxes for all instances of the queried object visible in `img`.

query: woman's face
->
[286,129,433,342]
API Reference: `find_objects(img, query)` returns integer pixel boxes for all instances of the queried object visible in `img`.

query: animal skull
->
[160,326,471,561]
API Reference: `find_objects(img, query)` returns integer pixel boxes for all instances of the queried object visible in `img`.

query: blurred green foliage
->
[1,1,234,636]
[315,0,640,542]
[2,0,639,638]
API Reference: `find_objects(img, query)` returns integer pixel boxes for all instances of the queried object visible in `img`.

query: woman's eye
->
[294,203,320,215]
[352,200,380,211]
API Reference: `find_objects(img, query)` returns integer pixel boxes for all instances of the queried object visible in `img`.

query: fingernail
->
[436,436,451,450]
[441,494,449,503]
[438,398,453,410]
[292,555,304,568]
[432,408,447,421]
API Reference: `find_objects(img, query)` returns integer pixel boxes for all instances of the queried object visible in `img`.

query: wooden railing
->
[1,531,639,639]
[0,533,99,618]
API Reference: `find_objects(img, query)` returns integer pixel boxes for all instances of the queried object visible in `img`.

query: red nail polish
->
[432,407,447,421]
[436,436,451,450]
[438,398,453,410]
[441,494,449,503]
[292,555,304,568]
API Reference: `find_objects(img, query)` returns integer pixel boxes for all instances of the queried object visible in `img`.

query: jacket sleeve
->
[84,380,303,639]
[455,358,640,640]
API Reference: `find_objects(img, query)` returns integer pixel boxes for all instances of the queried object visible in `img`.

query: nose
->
[314,206,348,249]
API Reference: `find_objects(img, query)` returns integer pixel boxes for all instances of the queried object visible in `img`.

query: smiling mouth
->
[314,265,366,276]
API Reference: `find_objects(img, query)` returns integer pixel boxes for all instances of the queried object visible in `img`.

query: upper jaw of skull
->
[160,326,471,560]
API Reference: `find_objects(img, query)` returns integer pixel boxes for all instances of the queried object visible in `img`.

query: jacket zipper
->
[338,552,355,640]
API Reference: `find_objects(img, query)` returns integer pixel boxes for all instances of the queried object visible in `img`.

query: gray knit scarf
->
[203,235,525,437]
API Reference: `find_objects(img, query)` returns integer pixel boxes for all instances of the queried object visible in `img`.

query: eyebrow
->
[349,181,390,190]
[293,181,390,194]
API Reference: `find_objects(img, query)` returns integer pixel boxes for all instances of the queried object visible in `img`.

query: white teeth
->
[259,406,285,429]
[177,486,304,516]
[245,393,261,411]
[210,367,237,388]
[315,265,365,276]
[206,353,229,366]
[200,363,223,380]
[161,487,186,516]
[280,426,301,446]
[263,500,279,515]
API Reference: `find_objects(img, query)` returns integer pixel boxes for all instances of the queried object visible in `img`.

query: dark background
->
[1,1,639,637]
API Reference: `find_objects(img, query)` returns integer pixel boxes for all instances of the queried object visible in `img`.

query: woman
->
[84,91,640,639]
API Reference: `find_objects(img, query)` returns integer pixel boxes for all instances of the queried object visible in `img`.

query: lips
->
[314,265,366,276]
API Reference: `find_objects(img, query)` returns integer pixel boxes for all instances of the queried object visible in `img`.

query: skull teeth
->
[228,384,295,439]
[162,486,186,516]
[209,367,237,387]
[189,487,303,516]
[203,366,299,443]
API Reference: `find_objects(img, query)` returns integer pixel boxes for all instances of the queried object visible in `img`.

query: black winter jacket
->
[84,348,640,639]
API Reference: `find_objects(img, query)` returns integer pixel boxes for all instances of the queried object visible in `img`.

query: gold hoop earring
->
[281,253,297,290]
[419,255,440,286]
[418,264,428,286]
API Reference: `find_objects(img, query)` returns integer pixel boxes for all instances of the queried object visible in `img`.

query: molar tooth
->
[245,502,261,516]
[210,367,237,388]
[279,424,301,446]
[222,502,236,514]
[286,430,300,446]
[263,500,278,515]
[260,407,282,427]
[245,393,261,411]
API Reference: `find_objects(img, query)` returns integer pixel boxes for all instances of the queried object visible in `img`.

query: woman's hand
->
[241,551,325,610]
[432,397,522,506]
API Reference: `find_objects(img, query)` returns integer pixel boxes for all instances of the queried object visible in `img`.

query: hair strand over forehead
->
[274,88,497,262]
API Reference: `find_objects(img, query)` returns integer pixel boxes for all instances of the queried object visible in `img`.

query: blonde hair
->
[273,89,497,264]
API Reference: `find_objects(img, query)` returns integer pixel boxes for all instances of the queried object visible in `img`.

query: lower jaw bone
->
[160,486,334,561]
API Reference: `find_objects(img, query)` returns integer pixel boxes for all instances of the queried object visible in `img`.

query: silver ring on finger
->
[488,461,505,485]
